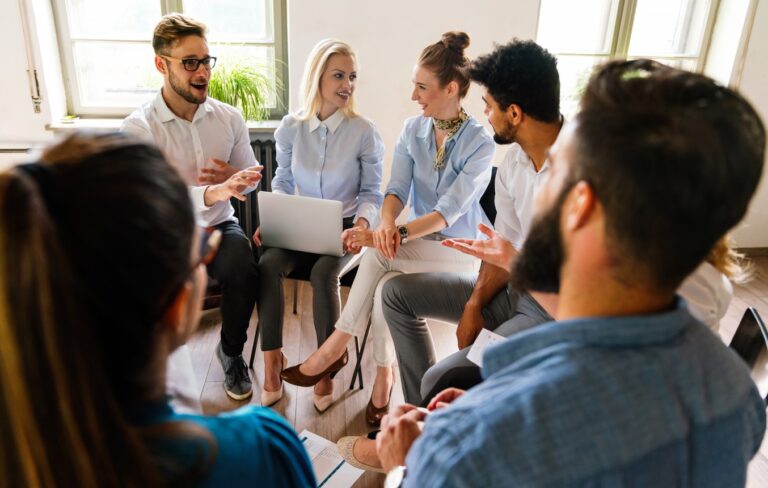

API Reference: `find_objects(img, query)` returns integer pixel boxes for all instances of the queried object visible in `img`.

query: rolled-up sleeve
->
[272,117,297,195]
[354,124,385,226]
[433,138,494,227]
[385,125,415,206]
[229,115,259,196]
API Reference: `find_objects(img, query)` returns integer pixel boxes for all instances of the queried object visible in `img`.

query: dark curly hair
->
[467,39,560,122]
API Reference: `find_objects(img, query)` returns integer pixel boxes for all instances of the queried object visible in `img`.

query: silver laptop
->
[258,192,344,257]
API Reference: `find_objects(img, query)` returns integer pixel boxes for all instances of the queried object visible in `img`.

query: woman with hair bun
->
[282,31,494,426]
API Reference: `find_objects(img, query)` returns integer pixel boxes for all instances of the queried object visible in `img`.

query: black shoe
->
[216,342,253,400]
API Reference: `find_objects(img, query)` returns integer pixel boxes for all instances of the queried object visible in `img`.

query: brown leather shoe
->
[366,370,395,426]
[281,350,348,387]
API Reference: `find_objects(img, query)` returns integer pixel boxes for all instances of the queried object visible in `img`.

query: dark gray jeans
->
[257,218,355,351]
[382,272,552,404]
[208,220,259,357]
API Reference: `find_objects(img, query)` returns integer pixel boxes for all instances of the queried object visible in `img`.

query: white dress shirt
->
[494,143,550,249]
[121,91,257,227]
[272,110,384,226]
[678,261,733,331]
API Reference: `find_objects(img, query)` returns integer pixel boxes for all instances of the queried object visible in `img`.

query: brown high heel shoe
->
[281,350,348,387]
[366,369,395,426]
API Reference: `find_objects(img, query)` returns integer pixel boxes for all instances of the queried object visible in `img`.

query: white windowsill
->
[46,118,280,134]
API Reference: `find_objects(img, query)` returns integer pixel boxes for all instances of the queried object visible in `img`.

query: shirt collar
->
[309,109,345,134]
[153,90,212,124]
[417,114,471,143]
[482,298,692,378]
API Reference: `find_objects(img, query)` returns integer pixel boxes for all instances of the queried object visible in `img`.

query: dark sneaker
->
[216,342,253,400]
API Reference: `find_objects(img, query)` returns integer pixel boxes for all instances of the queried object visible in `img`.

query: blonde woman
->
[254,39,384,411]
[282,32,494,425]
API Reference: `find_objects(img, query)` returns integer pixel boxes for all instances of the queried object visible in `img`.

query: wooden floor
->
[187,257,768,488]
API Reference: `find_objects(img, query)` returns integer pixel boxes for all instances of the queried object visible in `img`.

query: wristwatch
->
[384,465,407,488]
[397,225,409,245]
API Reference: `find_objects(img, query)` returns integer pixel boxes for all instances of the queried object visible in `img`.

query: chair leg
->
[293,281,298,315]
[248,322,260,370]
[349,320,372,391]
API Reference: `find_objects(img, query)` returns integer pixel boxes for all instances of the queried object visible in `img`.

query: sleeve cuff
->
[189,185,210,213]
[355,203,379,228]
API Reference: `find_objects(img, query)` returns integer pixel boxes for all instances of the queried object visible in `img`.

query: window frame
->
[51,0,288,119]
[537,0,721,112]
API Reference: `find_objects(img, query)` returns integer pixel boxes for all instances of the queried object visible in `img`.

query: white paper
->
[466,328,506,367]
[299,430,364,488]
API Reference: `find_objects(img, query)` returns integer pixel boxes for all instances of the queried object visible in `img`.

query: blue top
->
[135,402,315,487]
[273,110,384,226]
[385,115,494,239]
[406,300,766,487]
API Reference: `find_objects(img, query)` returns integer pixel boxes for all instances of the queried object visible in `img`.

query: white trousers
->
[335,238,478,366]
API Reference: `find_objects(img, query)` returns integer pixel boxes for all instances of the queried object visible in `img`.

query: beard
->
[511,192,566,294]
[169,68,207,105]
[492,117,517,145]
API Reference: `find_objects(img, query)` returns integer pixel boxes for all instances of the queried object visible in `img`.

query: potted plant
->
[209,61,283,121]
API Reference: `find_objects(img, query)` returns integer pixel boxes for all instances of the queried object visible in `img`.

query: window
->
[537,0,719,115]
[52,0,287,118]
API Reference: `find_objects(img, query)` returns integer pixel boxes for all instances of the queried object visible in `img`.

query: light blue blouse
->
[272,110,384,226]
[385,115,494,238]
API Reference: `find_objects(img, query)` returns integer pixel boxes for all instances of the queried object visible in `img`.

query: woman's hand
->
[373,221,400,260]
[341,218,370,254]
[252,227,262,246]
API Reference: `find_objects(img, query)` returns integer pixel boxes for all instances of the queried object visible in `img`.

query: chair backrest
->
[479,166,498,225]
[729,307,768,406]
[729,307,768,367]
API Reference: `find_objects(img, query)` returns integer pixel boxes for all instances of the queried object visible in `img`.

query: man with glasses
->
[122,13,262,402]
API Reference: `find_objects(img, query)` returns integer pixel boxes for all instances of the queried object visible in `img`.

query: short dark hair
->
[467,39,560,122]
[574,59,765,291]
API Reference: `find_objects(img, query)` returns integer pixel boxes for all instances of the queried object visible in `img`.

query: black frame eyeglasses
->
[162,55,217,72]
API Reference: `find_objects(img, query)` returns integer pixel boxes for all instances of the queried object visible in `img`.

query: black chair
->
[729,307,768,406]
[245,151,365,388]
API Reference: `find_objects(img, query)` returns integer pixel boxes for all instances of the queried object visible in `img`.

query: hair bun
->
[441,31,470,53]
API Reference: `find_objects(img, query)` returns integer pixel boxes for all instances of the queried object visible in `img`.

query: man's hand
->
[203,165,262,206]
[252,227,262,246]
[376,404,428,472]
[426,387,466,411]
[341,218,369,254]
[442,223,518,271]
[456,303,484,349]
[198,158,238,185]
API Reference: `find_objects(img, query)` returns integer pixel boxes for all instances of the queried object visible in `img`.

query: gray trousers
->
[382,272,552,404]
[257,247,356,351]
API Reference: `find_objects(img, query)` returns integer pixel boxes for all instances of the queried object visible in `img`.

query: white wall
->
[1,0,767,246]
[286,0,541,180]
[731,0,768,248]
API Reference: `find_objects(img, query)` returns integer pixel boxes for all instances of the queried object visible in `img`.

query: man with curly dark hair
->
[382,39,563,407]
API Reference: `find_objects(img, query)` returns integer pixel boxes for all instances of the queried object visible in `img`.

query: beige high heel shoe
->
[260,354,287,407]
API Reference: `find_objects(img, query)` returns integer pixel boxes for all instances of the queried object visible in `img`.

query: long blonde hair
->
[299,39,358,120]
[707,234,751,283]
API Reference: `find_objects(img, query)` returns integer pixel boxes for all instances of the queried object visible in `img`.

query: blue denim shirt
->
[406,300,766,487]
[385,115,494,238]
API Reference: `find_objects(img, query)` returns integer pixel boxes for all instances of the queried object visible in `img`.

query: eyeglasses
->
[195,227,222,269]
[161,55,217,72]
